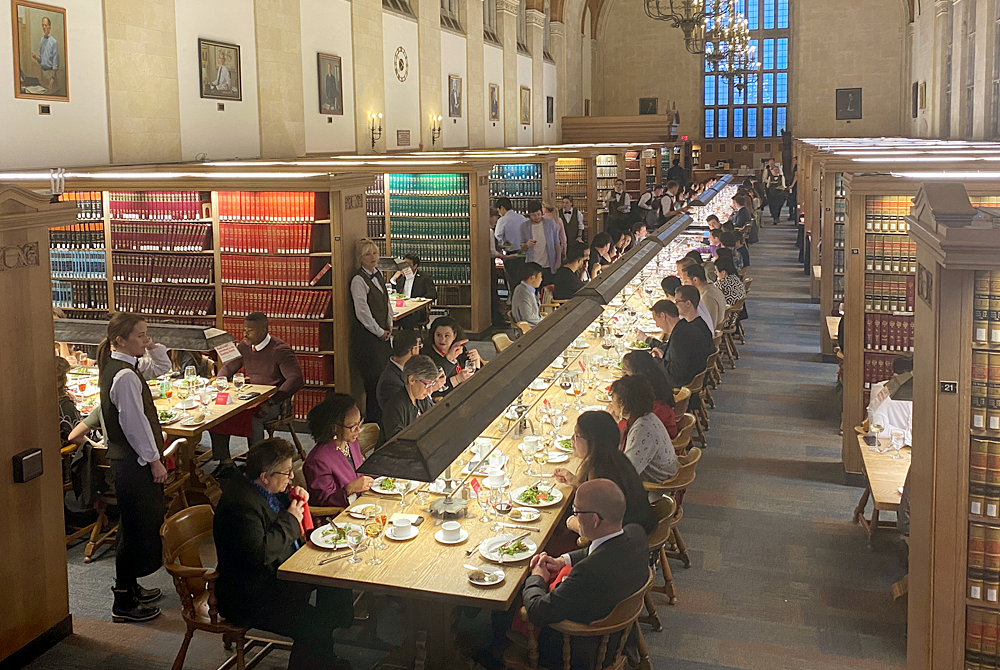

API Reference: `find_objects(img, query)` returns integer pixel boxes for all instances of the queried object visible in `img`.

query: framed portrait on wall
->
[639,98,658,115]
[918,82,927,110]
[489,83,500,121]
[199,38,241,101]
[317,53,343,115]
[520,86,530,125]
[12,0,69,101]
[449,75,462,118]
[546,96,553,124]
[835,87,862,120]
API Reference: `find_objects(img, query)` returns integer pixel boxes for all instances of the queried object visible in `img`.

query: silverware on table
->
[501,523,540,532]
[466,538,488,557]
[497,531,531,551]
[318,542,369,565]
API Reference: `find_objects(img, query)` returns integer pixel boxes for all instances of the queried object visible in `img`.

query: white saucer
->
[434,528,470,545]
[547,451,570,463]
[483,477,511,489]
[386,525,419,541]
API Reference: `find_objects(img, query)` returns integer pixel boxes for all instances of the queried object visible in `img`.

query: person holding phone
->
[420,316,481,398]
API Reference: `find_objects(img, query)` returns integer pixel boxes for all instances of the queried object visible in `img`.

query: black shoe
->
[134,584,162,604]
[111,589,161,623]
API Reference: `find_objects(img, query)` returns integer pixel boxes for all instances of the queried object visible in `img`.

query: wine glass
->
[233,373,246,392]
[394,479,410,508]
[494,490,513,528]
[374,513,388,550]
[176,381,190,407]
[889,429,905,460]
[519,442,537,477]
[551,413,566,439]
[185,365,197,384]
[534,448,550,467]
[365,518,385,565]
[215,376,227,392]
[489,488,505,533]
[572,378,586,410]
[346,528,365,564]
[870,418,885,451]
[478,490,493,524]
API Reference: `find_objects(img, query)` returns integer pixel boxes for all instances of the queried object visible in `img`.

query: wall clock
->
[394,47,408,82]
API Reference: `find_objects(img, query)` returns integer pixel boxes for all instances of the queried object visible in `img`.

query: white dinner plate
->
[174,398,199,410]
[480,535,538,563]
[507,507,541,523]
[371,477,419,495]
[627,343,652,351]
[555,438,574,452]
[347,504,383,519]
[511,485,564,507]
[546,451,570,463]
[173,377,210,388]
[310,522,363,549]
[581,405,606,413]
[158,411,180,426]
[434,528,470,545]
[528,379,548,391]
[181,416,207,427]
[468,566,506,586]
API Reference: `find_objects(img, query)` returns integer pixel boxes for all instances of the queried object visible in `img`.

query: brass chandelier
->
[643,0,713,56]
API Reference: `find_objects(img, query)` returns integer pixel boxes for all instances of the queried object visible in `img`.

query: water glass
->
[890,429,905,459]
[395,479,410,507]
[215,376,228,392]
[346,529,365,564]
[233,373,246,391]
[365,520,385,565]
[185,365,197,382]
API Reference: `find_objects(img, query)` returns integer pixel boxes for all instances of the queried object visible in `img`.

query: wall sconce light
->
[430,115,443,147]
[370,113,383,150]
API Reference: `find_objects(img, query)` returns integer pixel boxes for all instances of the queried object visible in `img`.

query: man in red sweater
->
[211,312,304,467]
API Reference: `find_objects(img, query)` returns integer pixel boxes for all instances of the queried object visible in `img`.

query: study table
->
[278,236,703,669]
[852,434,910,546]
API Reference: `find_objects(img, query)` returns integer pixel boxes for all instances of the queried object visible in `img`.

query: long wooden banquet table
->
[278,236,703,669]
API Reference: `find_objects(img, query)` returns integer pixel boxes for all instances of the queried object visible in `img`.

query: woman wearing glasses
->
[380,355,440,440]
[302,393,374,509]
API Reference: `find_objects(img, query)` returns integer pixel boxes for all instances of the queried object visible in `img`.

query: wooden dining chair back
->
[720,300,745,368]
[538,284,557,316]
[704,350,721,391]
[161,505,291,670]
[358,423,381,458]
[641,496,679,632]
[504,569,654,670]
[263,398,306,461]
[291,461,345,520]
[672,387,691,419]
[62,442,98,546]
[516,321,533,335]
[84,438,118,563]
[643,447,701,505]
[683,371,710,446]
[492,332,514,353]
[671,413,697,456]
[162,436,192,517]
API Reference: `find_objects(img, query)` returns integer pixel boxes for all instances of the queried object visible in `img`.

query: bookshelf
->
[833,174,845,304]
[643,149,659,190]
[623,150,642,203]
[489,163,543,214]
[595,153,620,216]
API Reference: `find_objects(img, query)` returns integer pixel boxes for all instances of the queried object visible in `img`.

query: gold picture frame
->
[489,83,500,121]
[448,75,462,118]
[520,86,530,125]
[12,0,68,102]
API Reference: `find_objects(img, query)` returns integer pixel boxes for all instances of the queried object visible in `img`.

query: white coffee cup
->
[487,469,506,488]
[391,517,412,538]
[554,356,565,367]
[441,521,461,541]
[523,436,540,451]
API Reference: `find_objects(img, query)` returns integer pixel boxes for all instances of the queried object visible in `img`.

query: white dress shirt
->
[350,271,388,338]
[868,380,913,446]
[562,528,625,567]
[109,351,161,466]
[697,301,714,332]
[252,333,272,352]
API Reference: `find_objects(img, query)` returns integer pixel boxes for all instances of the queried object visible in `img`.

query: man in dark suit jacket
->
[521,479,649,669]
[214,438,352,670]
[391,254,437,329]
[659,285,714,390]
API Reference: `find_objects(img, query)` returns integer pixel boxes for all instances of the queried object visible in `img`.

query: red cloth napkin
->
[512,564,573,635]
[287,489,314,535]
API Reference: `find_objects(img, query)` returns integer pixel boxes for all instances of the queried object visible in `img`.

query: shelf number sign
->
[939,381,958,394]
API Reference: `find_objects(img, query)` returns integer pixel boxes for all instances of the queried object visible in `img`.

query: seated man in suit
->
[390,254,437,329]
[520,479,649,669]
[657,285,714,389]
[214,438,353,670]
[375,329,420,411]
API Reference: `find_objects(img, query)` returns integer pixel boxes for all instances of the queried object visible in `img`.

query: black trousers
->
[352,327,392,423]
[109,456,166,583]
[767,190,786,222]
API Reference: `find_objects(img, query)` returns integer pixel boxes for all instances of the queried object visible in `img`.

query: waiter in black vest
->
[97,312,167,623]
[350,238,393,423]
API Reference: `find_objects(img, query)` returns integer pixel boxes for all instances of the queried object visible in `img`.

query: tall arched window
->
[703,0,789,139]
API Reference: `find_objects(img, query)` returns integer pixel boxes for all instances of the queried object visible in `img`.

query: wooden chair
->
[63,442,98,545]
[503,569,654,670]
[492,332,514,353]
[671,413,697,456]
[704,350,722,391]
[291,461,346,520]
[641,496,678,633]
[264,399,306,461]
[358,423,381,459]
[516,321,533,335]
[672,387,691,420]
[539,285,557,316]
[643,449,701,568]
[683,371,709,447]
[720,300,745,368]
[161,505,292,670]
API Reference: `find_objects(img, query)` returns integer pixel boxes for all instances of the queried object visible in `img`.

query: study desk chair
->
[263,398,306,461]
[539,285,557,316]
[492,332,514,353]
[641,496,679,629]
[290,462,345,520]
[643,448,701,569]
[161,505,292,670]
[504,569,655,670]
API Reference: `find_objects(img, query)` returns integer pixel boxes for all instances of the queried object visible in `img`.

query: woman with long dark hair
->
[553,410,655,534]
[420,315,481,398]
[621,351,678,439]
[609,375,678,500]
[97,312,168,623]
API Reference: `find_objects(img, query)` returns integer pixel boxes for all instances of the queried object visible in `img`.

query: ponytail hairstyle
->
[97,312,147,372]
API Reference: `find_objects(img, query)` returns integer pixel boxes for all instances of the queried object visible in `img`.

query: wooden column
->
[469,165,493,334]
[818,163,836,354]
[0,186,74,663]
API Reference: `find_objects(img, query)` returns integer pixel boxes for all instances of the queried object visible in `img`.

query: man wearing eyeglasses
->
[214,437,354,670]
[518,479,649,668]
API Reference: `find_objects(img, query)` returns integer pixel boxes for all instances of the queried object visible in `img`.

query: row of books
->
[388,195,470,218]
[110,223,211,252]
[864,195,912,233]
[388,220,470,239]
[833,223,845,249]
[968,524,1000,602]
[296,355,333,386]
[50,222,105,249]
[863,353,905,390]
[489,164,542,181]
[219,224,316,254]
[218,191,322,223]
[387,173,469,195]
[864,234,917,273]
[221,256,330,287]
[109,191,206,221]
[965,607,1000,669]
[222,287,330,319]
[419,263,472,284]
[51,250,106,279]
[223,318,325,352]
[115,285,214,316]
[390,241,470,264]
[971,351,1000,432]
[832,249,844,275]
[52,280,108,310]
[489,181,543,198]
[112,253,214,284]
[367,218,386,238]
[973,271,1000,346]
[970,439,1000,516]
[293,389,329,420]
[863,274,916,313]
[864,313,914,352]
[59,192,104,220]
